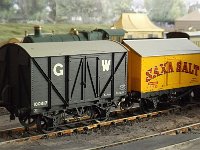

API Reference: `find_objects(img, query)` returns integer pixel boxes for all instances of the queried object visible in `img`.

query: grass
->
[0,23,110,41]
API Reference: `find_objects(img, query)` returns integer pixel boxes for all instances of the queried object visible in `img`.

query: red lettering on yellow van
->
[182,62,189,73]
[194,65,199,76]
[168,62,174,73]
[146,68,152,82]
[188,63,194,74]
[176,61,181,72]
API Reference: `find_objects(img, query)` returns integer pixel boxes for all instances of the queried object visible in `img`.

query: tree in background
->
[0,0,12,9]
[11,0,134,23]
[47,0,56,23]
[56,0,103,23]
[188,2,200,13]
[15,0,46,21]
[0,0,13,21]
[101,0,133,23]
[55,0,133,23]
[0,0,189,24]
[144,0,186,23]
[113,0,133,14]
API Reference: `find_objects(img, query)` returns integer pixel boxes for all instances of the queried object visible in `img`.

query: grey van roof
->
[16,40,127,57]
[123,38,200,57]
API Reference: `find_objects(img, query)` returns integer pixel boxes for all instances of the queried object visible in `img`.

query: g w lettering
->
[102,60,111,71]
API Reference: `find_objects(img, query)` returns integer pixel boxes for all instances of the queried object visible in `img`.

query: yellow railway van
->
[123,38,200,112]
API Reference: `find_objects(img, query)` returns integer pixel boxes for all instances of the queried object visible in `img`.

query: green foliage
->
[55,0,133,23]
[144,0,186,22]
[0,0,12,10]
[0,0,13,20]
[15,0,47,20]
[0,0,189,23]
[113,0,133,13]
[56,0,103,23]
[100,0,133,23]
[188,3,200,13]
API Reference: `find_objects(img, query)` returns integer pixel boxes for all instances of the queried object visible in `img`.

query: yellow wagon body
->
[124,38,200,95]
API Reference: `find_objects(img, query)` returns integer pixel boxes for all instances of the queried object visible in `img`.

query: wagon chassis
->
[0,103,198,145]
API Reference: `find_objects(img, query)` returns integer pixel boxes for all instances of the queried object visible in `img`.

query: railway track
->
[0,106,140,141]
[0,104,198,146]
[87,122,200,150]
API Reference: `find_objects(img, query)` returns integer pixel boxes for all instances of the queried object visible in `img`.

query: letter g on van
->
[53,63,63,76]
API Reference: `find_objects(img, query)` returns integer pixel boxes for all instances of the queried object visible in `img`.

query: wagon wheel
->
[193,86,200,101]
[83,107,94,118]
[120,98,134,110]
[36,116,56,133]
[93,106,111,121]
[139,99,157,113]
[18,115,36,128]
[177,94,190,107]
